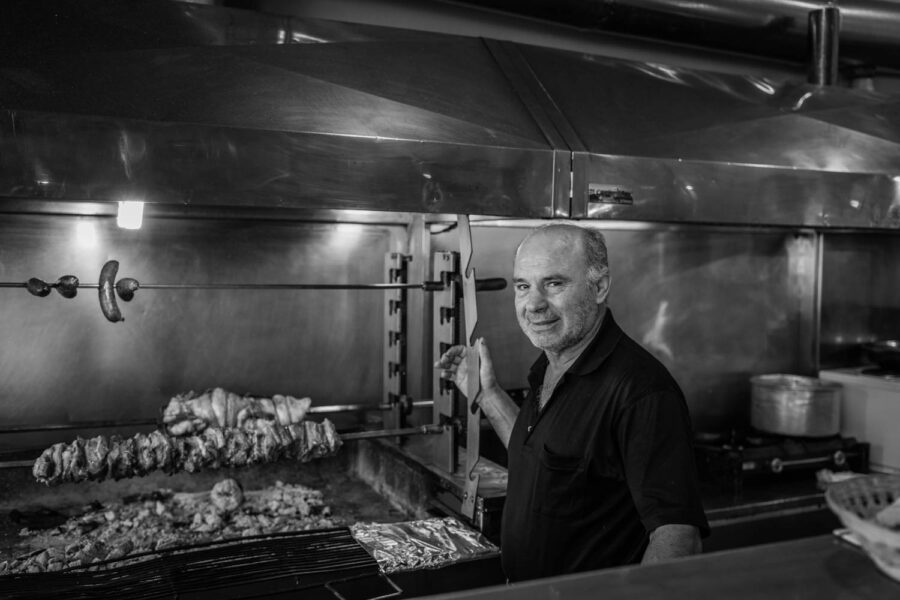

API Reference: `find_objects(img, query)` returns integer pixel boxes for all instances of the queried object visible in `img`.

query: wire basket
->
[825,474,900,581]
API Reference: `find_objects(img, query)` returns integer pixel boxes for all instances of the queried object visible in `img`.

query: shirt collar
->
[527,309,623,386]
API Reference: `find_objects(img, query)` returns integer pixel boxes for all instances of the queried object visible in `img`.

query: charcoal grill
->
[0,528,399,600]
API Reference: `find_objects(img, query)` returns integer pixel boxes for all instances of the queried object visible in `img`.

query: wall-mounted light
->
[117,201,144,229]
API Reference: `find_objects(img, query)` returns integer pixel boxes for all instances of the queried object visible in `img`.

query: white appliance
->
[820,368,900,474]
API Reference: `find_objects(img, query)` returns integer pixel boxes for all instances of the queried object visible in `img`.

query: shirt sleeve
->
[616,389,710,537]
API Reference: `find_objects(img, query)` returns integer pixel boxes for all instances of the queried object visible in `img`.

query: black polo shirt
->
[500,310,709,582]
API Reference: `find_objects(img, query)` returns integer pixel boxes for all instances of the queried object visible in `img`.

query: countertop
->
[422,534,900,600]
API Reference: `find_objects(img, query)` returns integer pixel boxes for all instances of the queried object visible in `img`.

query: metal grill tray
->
[0,527,391,600]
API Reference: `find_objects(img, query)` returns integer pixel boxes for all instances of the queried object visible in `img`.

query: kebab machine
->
[0,214,510,535]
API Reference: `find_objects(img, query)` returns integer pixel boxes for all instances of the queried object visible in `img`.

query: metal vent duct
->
[1,0,899,229]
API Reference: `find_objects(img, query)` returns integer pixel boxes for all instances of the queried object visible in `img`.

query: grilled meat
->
[161,388,312,435]
[32,420,342,486]
[135,433,156,476]
[85,436,109,480]
[147,430,174,473]
[210,478,243,513]
[3,479,336,575]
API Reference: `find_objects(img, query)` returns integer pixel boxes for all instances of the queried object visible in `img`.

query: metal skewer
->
[0,423,445,468]
[0,401,436,434]
[339,424,444,441]
[0,280,506,291]
[6,261,507,322]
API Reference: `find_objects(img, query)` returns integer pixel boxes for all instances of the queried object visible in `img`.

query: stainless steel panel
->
[0,214,404,448]
[2,42,549,147]
[4,3,900,231]
[0,111,557,218]
[0,32,561,217]
[571,154,900,230]
[0,0,435,60]
[518,45,900,173]
[820,233,900,367]
[4,7,900,225]
[435,222,817,433]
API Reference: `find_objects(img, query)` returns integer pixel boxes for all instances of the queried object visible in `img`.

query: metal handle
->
[768,455,838,473]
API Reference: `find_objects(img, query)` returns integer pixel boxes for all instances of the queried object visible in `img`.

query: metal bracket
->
[432,251,459,474]
[384,253,409,440]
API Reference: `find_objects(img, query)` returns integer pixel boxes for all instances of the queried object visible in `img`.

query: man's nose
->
[523,287,548,312]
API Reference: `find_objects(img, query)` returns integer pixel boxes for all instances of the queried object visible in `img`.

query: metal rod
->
[340,424,444,441]
[808,7,840,85]
[118,283,434,290]
[1,279,506,292]
[0,419,158,433]
[0,401,437,434]
[0,460,35,469]
[0,282,430,290]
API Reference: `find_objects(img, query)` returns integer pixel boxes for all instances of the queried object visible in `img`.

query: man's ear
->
[595,271,611,305]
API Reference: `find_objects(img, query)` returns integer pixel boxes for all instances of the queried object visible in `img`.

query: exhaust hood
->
[1,1,898,229]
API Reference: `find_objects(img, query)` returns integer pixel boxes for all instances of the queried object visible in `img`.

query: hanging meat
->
[161,388,312,436]
[32,419,341,486]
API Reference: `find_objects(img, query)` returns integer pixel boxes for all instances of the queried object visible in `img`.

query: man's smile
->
[527,317,560,330]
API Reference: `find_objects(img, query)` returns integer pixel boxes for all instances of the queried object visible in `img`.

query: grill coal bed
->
[0,528,383,600]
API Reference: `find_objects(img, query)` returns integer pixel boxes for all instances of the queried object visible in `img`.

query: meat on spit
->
[161,387,312,436]
[32,419,341,486]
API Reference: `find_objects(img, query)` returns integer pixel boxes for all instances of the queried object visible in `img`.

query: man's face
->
[513,228,608,355]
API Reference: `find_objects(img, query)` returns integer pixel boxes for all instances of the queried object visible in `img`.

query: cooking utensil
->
[458,214,481,521]
[750,374,842,437]
[861,340,900,371]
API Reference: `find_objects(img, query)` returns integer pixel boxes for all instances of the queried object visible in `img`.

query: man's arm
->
[641,524,702,564]
[435,339,519,448]
[477,379,519,449]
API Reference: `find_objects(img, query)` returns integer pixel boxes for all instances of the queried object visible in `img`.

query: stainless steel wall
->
[434,222,817,434]
[0,213,404,449]
[820,232,900,367]
[4,211,882,447]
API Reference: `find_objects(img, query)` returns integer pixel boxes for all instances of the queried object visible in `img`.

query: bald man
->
[436,223,708,582]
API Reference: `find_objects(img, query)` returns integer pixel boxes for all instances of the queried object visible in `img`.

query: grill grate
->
[0,528,383,600]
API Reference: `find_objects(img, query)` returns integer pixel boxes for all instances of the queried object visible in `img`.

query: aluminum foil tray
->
[350,517,498,573]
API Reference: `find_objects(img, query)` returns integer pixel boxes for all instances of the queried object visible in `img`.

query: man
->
[436,223,709,582]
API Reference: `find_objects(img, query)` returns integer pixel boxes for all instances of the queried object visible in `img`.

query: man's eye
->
[546,281,561,288]
[515,284,529,292]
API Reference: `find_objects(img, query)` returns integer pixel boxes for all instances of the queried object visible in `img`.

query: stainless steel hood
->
[1,1,899,228]
[516,45,900,228]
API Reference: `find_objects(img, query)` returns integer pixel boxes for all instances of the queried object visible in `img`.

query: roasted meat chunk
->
[161,388,312,435]
[33,420,342,486]
[85,436,110,480]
